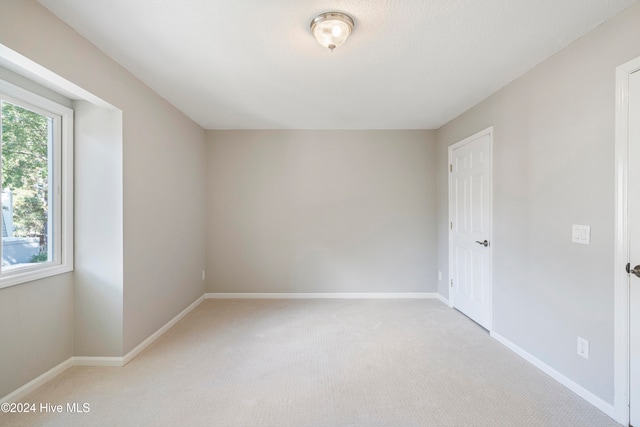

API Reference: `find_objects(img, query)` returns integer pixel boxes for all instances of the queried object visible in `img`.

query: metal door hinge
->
[450,222,453,230]
[450,164,452,172]
[450,279,453,287]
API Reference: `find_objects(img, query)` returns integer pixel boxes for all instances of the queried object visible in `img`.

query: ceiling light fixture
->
[310,12,354,52]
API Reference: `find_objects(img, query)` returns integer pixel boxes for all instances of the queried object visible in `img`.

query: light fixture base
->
[310,12,354,51]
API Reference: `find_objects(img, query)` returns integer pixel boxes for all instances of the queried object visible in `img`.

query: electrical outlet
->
[202,270,206,281]
[577,337,589,359]
[438,271,442,281]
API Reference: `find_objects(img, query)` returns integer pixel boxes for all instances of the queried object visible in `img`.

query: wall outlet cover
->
[577,336,589,359]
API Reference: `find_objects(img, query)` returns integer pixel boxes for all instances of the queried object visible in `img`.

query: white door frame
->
[448,126,494,331]
[614,55,640,426]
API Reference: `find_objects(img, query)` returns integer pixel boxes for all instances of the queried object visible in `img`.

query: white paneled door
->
[449,128,493,330]
[629,68,640,427]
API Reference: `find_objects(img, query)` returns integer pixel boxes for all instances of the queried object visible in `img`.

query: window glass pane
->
[1,100,52,268]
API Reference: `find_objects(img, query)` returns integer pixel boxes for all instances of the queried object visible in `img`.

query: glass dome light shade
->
[310,12,354,51]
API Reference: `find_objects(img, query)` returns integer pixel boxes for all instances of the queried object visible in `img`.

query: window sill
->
[0,263,73,290]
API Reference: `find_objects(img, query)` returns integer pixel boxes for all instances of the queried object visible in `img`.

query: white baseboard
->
[1,357,73,404]
[433,293,449,305]
[490,331,617,421]
[1,294,206,403]
[206,292,444,299]
[2,292,448,404]
[122,294,205,366]
[72,356,123,367]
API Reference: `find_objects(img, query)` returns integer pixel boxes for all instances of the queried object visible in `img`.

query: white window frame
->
[0,79,73,289]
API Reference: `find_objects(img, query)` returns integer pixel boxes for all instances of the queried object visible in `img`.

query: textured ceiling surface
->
[37,0,636,129]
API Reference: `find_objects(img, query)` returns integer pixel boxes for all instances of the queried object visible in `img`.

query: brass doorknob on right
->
[475,240,489,247]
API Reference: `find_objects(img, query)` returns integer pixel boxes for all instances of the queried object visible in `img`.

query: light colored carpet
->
[1,299,618,426]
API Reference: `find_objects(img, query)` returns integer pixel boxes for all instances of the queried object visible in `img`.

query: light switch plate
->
[572,225,591,244]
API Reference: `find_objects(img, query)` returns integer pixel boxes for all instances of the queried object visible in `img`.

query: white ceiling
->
[38,0,636,129]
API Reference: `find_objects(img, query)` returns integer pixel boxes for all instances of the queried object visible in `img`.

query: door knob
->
[475,240,489,247]
[627,263,640,278]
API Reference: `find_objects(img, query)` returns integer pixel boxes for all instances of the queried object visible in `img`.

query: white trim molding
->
[613,55,640,426]
[0,358,73,404]
[122,295,205,366]
[72,357,124,367]
[0,294,206,403]
[491,331,616,421]
[205,292,445,300]
[74,295,206,368]
[433,293,449,305]
[1,291,446,403]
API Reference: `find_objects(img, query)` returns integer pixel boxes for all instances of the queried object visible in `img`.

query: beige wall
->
[437,1,640,404]
[120,75,207,353]
[74,101,123,357]
[0,0,207,395]
[0,274,73,399]
[206,130,437,293]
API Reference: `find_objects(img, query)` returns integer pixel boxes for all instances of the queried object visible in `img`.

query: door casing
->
[614,55,640,426]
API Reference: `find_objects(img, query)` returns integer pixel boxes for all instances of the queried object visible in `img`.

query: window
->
[0,79,73,288]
